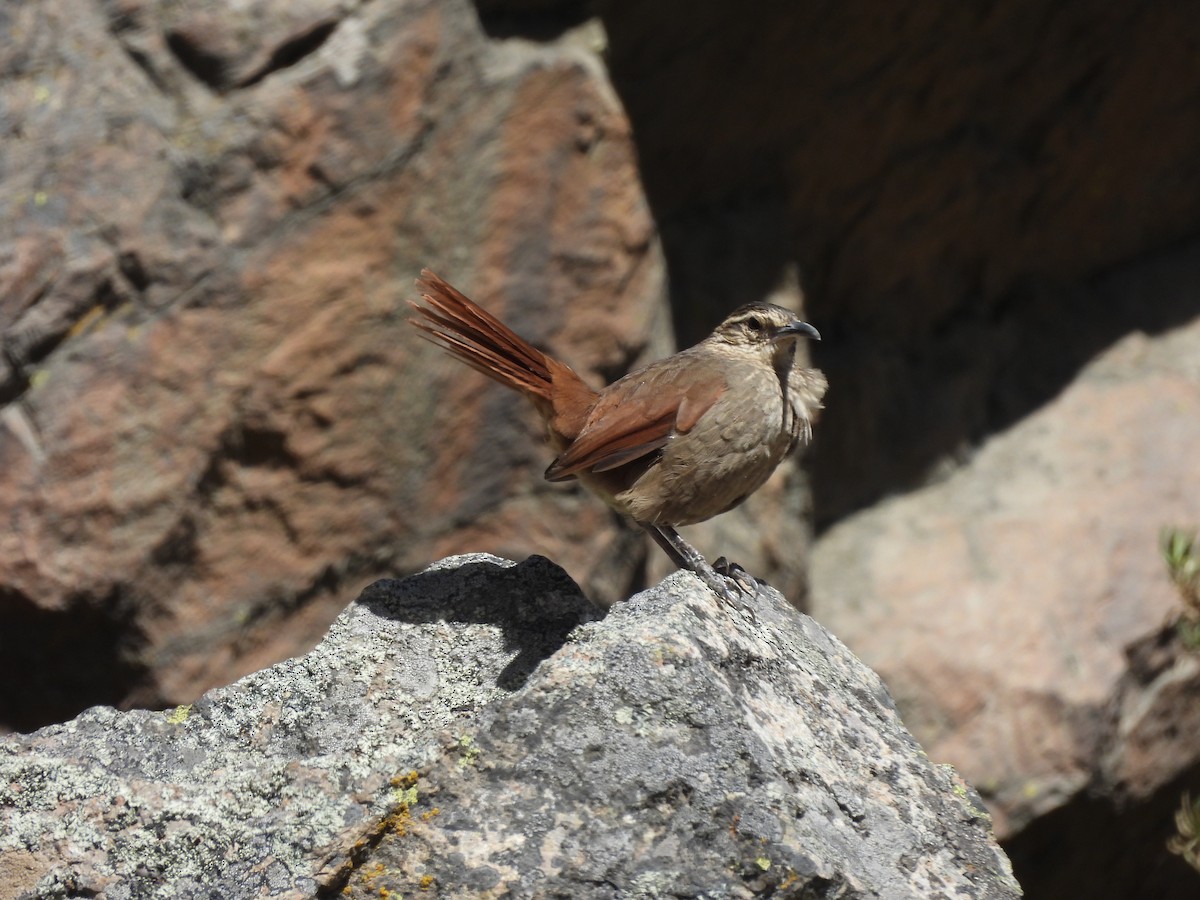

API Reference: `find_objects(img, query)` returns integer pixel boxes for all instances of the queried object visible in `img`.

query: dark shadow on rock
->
[472,0,594,41]
[656,190,796,349]
[357,555,603,690]
[806,239,1200,529]
[1003,759,1200,900]
[593,0,1200,529]
[0,587,149,733]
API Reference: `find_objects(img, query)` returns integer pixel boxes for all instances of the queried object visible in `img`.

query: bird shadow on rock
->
[355,555,604,691]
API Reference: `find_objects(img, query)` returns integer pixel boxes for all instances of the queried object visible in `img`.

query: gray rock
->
[0,555,1020,898]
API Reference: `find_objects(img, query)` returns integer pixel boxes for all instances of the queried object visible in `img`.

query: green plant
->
[1168,792,1200,874]
[1161,528,1200,649]
[1161,531,1200,877]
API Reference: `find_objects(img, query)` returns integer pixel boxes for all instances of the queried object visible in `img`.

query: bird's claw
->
[713,556,759,595]
[698,558,759,619]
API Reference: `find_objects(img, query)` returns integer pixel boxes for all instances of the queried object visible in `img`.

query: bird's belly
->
[614,401,792,526]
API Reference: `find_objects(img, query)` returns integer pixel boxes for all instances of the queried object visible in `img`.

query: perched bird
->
[410,269,826,606]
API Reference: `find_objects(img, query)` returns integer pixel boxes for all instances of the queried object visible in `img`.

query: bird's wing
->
[544,365,726,482]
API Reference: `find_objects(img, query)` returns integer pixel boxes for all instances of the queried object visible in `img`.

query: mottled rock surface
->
[0,556,1019,899]
[4,0,1200,896]
[811,251,1200,898]
[0,555,596,898]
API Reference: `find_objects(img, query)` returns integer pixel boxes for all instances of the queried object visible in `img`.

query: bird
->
[409,269,826,607]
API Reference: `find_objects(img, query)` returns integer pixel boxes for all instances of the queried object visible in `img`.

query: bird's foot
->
[644,524,758,618]
[713,556,760,595]
[697,559,758,620]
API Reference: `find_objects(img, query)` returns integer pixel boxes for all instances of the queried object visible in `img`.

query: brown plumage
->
[410,269,827,606]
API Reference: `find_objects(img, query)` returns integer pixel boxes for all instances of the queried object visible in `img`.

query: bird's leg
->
[643,524,689,569]
[645,524,755,609]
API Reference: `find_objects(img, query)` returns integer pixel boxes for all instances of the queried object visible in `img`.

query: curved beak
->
[774,320,821,342]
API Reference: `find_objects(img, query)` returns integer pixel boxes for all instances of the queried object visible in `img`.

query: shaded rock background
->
[810,271,1200,898]
[0,556,1020,899]
[2,0,1199,897]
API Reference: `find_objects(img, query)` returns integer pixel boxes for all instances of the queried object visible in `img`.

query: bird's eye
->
[746,317,765,333]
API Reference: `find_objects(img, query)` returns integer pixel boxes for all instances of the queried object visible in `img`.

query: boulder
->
[0,556,1019,898]
[811,260,1200,896]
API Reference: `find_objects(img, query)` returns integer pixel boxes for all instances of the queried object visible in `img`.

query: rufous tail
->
[410,269,557,400]
[409,270,598,444]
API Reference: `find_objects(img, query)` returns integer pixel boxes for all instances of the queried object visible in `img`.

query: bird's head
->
[710,302,821,355]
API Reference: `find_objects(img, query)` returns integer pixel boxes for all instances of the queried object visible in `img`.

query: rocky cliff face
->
[3,0,1199,897]
[0,557,1020,899]
[0,0,677,729]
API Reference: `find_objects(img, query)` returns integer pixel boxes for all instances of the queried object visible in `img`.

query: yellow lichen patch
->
[392,785,418,808]
[456,735,481,768]
[391,770,420,790]
[328,770,440,895]
[778,869,801,890]
[380,805,412,838]
[390,770,420,809]
[1169,791,1200,873]
[66,304,108,340]
[351,860,399,898]
[165,705,192,725]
